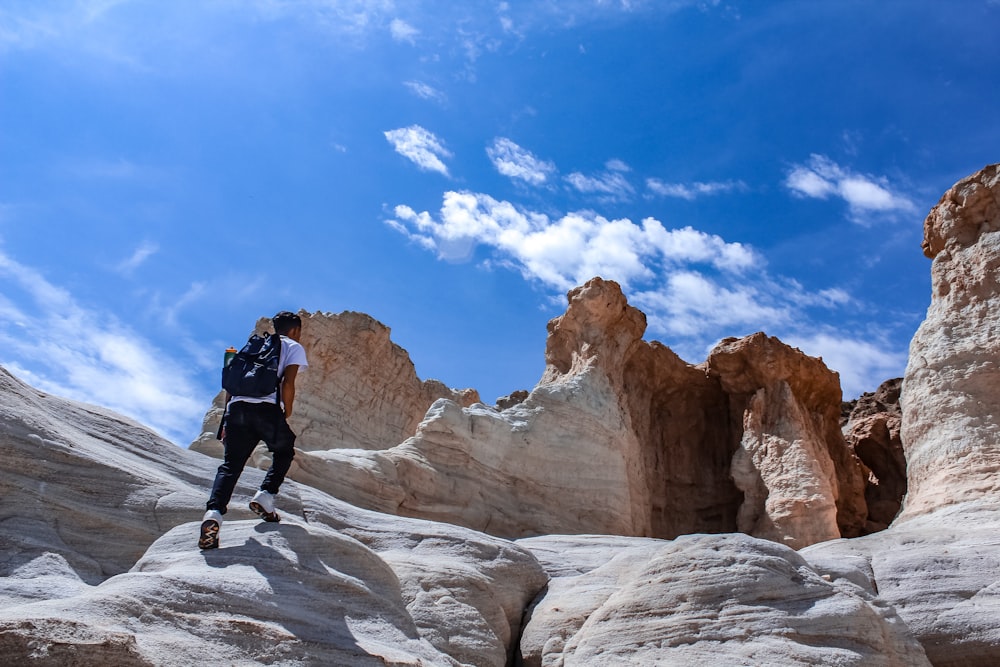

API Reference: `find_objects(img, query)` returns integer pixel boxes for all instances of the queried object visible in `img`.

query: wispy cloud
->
[0,248,207,444]
[116,240,158,274]
[404,80,447,104]
[566,159,635,201]
[389,18,419,43]
[647,178,748,200]
[785,154,916,221]
[487,138,556,186]
[384,125,452,176]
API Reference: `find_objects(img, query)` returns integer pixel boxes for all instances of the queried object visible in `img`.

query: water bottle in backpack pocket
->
[221,333,282,399]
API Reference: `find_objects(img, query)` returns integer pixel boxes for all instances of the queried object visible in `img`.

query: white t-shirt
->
[229,335,308,407]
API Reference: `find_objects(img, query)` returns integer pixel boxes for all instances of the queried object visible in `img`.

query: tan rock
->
[842,378,906,530]
[707,333,869,544]
[271,280,858,548]
[190,310,479,457]
[900,163,1000,519]
[290,278,741,539]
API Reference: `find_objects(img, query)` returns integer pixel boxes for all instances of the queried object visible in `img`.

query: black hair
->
[272,311,302,335]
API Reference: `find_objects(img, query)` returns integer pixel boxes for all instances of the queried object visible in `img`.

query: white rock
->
[518,533,930,666]
[0,366,548,666]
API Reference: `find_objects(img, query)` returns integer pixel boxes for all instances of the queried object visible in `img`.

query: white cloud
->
[566,161,635,201]
[404,80,446,104]
[634,272,791,338]
[646,178,747,200]
[389,18,419,43]
[487,138,556,185]
[388,190,759,293]
[785,154,917,221]
[116,240,158,274]
[384,125,452,176]
[0,248,207,444]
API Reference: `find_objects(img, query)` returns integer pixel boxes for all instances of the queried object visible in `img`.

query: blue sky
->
[2,1,998,445]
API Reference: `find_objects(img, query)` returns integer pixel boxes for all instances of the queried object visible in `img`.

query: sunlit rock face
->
[518,533,930,667]
[239,277,864,548]
[899,163,1000,520]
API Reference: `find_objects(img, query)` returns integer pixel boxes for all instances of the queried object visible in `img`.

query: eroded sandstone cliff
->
[900,163,1000,519]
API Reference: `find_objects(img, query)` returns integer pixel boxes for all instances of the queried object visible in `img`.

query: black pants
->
[206,401,296,515]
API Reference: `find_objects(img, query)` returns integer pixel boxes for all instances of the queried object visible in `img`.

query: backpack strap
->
[273,332,283,407]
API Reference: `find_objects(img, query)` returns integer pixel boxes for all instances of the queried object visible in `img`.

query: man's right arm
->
[281,365,300,419]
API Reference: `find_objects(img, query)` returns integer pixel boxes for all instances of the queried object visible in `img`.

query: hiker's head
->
[272,311,303,339]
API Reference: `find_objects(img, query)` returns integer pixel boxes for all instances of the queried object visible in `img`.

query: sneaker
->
[250,490,280,523]
[199,510,222,550]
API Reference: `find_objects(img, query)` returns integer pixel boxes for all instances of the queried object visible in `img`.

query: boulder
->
[518,532,929,666]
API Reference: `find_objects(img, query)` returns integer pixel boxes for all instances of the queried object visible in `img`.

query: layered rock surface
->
[519,533,928,666]
[0,366,545,666]
[900,163,1000,520]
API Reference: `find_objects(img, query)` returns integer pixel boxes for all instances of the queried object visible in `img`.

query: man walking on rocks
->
[199,311,309,549]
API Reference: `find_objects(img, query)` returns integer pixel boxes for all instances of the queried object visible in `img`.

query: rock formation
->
[0,365,931,665]
[0,366,545,666]
[518,533,928,666]
[899,163,1000,520]
[190,310,480,459]
[842,378,906,531]
[227,278,866,548]
[707,333,868,547]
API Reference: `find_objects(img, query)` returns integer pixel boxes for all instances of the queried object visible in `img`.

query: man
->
[199,311,309,550]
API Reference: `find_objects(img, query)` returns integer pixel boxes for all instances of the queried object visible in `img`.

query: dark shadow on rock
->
[201,520,424,662]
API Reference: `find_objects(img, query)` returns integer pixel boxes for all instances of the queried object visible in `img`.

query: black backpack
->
[221,333,282,401]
